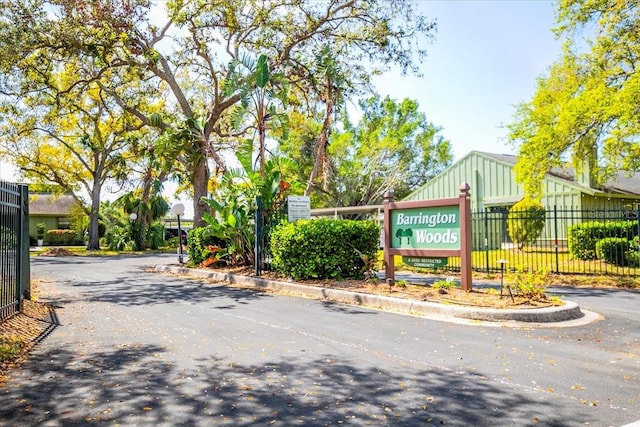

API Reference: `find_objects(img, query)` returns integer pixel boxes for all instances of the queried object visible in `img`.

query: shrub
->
[568,220,637,260]
[506,266,549,301]
[36,223,45,239]
[432,276,459,291]
[146,223,165,250]
[627,236,640,267]
[507,198,546,250]
[595,237,630,266]
[45,229,77,245]
[187,227,225,266]
[201,186,255,266]
[270,219,380,280]
[103,225,135,251]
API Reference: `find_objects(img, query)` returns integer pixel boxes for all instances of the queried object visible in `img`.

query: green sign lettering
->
[391,205,460,250]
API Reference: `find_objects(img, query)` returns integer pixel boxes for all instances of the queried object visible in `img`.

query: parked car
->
[165,228,188,245]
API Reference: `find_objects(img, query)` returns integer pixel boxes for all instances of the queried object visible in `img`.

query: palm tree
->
[305,45,351,196]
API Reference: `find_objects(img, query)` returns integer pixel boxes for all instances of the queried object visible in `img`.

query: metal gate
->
[0,182,29,321]
[254,196,287,276]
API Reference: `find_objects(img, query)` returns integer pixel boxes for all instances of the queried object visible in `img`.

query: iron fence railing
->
[305,204,640,277]
[439,206,640,276]
[0,182,29,321]
[255,197,287,275]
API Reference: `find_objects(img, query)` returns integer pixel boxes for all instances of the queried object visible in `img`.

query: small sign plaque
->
[287,195,311,222]
[402,256,448,269]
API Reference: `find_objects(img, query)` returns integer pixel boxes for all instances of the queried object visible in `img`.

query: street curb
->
[155,265,586,324]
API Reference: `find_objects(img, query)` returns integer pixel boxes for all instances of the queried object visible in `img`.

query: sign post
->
[384,183,472,291]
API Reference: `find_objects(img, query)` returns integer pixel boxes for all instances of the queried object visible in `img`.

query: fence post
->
[19,185,30,303]
[383,190,395,285]
[254,196,262,277]
[483,208,489,274]
[637,205,640,256]
[553,205,559,274]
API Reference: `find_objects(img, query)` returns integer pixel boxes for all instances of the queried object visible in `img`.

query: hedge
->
[45,229,78,245]
[567,220,638,260]
[595,237,630,266]
[270,218,380,280]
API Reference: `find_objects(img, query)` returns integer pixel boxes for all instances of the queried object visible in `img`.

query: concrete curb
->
[155,265,587,325]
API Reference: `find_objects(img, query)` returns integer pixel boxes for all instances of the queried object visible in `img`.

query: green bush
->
[45,229,77,245]
[595,237,630,266]
[626,251,640,268]
[568,220,637,260]
[270,219,380,280]
[103,224,135,251]
[507,198,546,250]
[629,236,640,268]
[36,223,45,239]
[507,266,549,301]
[432,277,459,291]
[187,227,224,266]
[146,223,165,250]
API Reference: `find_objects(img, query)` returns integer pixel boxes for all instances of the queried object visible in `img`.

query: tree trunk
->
[192,154,210,228]
[305,100,333,196]
[86,183,102,250]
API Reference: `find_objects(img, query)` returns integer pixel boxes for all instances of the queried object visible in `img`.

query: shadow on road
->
[0,343,589,426]
[57,275,270,308]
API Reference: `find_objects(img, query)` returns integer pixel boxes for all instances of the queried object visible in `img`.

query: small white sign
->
[287,195,311,222]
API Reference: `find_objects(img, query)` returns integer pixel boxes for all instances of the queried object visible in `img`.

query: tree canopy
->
[0,0,436,225]
[508,0,640,197]
[280,96,452,208]
[0,58,143,249]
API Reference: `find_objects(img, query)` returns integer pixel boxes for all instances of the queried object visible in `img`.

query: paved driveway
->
[1,254,639,426]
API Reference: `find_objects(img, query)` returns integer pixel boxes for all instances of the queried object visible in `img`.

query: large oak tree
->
[0,0,435,225]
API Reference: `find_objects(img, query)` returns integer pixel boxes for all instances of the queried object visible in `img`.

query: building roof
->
[477,151,640,196]
[29,193,78,216]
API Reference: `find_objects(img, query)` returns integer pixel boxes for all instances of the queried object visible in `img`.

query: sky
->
[0,0,564,214]
[372,0,562,160]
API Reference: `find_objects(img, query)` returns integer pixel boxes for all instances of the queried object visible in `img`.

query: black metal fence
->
[254,197,287,275]
[308,204,640,277]
[435,206,640,276]
[0,182,30,321]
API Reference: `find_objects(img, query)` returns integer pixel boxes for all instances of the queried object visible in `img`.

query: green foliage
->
[595,237,630,266]
[36,223,45,238]
[201,150,295,266]
[145,223,165,250]
[432,276,459,290]
[102,224,136,251]
[627,238,640,268]
[202,179,256,266]
[45,229,78,245]
[0,226,17,249]
[507,199,546,250]
[568,220,638,260]
[319,96,452,206]
[269,219,380,280]
[507,266,549,301]
[508,1,640,197]
[187,227,223,266]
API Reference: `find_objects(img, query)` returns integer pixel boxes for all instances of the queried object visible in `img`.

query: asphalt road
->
[1,254,639,426]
